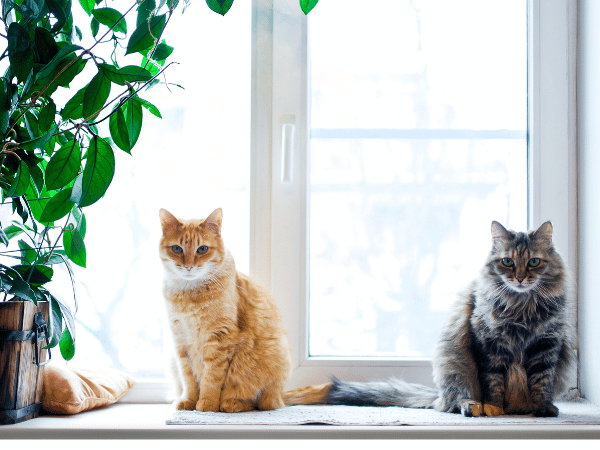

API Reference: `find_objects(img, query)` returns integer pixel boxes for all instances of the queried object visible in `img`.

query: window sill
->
[2,403,600,439]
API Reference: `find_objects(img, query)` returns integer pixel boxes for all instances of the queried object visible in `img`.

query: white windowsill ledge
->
[2,404,600,439]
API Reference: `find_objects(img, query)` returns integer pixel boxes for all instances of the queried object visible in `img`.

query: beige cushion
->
[42,363,135,414]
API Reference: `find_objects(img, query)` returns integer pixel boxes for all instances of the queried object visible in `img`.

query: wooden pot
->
[0,301,50,425]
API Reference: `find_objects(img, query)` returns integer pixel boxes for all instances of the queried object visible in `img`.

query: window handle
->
[281,123,295,183]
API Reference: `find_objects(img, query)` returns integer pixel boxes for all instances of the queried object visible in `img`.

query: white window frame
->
[123,0,577,402]
[250,0,578,390]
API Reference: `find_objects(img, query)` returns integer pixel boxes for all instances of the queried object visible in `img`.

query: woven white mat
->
[167,400,600,426]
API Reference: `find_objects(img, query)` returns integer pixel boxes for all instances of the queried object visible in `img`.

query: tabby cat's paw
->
[483,404,504,417]
[197,399,220,412]
[174,399,196,411]
[533,403,559,417]
[459,400,483,417]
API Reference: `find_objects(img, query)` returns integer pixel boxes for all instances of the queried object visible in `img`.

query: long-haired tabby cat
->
[283,221,575,417]
[159,208,292,412]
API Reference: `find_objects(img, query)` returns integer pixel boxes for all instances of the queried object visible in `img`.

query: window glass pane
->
[308,0,527,357]
[46,3,251,377]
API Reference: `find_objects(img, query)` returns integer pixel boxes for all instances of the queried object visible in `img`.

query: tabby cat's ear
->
[205,208,223,234]
[533,221,553,242]
[491,221,510,242]
[159,209,180,235]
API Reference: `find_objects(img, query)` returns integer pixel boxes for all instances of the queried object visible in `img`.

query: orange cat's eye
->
[171,245,183,254]
[197,246,209,254]
[528,258,541,267]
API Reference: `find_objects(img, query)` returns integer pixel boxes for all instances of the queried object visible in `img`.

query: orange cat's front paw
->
[257,395,284,411]
[220,398,253,413]
[197,399,220,412]
[174,399,196,411]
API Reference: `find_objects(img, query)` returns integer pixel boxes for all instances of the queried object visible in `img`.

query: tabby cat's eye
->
[171,245,183,254]
[528,258,541,267]
[501,258,514,267]
[197,245,209,254]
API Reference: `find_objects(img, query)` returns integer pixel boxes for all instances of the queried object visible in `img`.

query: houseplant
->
[0,0,182,423]
[0,0,319,423]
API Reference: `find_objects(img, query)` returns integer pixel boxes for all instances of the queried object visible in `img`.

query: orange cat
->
[159,208,292,412]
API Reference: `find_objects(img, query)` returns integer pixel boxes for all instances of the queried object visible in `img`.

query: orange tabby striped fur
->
[159,208,292,412]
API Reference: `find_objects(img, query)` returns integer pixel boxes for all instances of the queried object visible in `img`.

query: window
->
[46,0,575,401]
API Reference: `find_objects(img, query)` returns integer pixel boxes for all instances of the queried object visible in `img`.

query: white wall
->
[577,0,600,406]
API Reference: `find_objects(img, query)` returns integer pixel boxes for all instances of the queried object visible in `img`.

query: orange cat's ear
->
[159,209,180,235]
[205,208,223,234]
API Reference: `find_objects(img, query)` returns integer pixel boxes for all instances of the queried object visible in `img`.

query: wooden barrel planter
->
[0,301,50,425]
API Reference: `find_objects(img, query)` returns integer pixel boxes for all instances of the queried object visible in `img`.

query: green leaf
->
[91,7,127,34]
[3,220,34,237]
[64,226,86,267]
[8,278,37,302]
[71,136,115,207]
[83,71,111,122]
[79,0,95,15]
[45,140,82,190]
[28,162,45,195]
[47,0,73,33]
[24,111,39,140]
[7,22,34,83]
[91,16,100,37]
[62,86,86,120]
[53,55,87,89]
[137,97,162,118]
[98,63,153,86]
[6,160,30,198]
[59,326,75,360]
[18,123,59,151]
[46,296,63,348]
[18,240,37,264]
[126,13,166,55]
[0,78,10,136]
[110,95,143,153]
[152,41,174,61]
[70,207,87,238]
[12,265,54,287]
[137,0,156,27]
[39,188,75,223]
[126,97,143,150]
[2,224,24,242]
[38,99,57,132]
[35,44,82,83]
[34,27,59,65]
[299,0,319,14]
[205,0,234,15]
[5,269,37,302]
[109,106,131,153]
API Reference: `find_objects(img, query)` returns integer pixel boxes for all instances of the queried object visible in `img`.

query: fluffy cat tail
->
[326,377,438,408]
[282,378,438,408]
